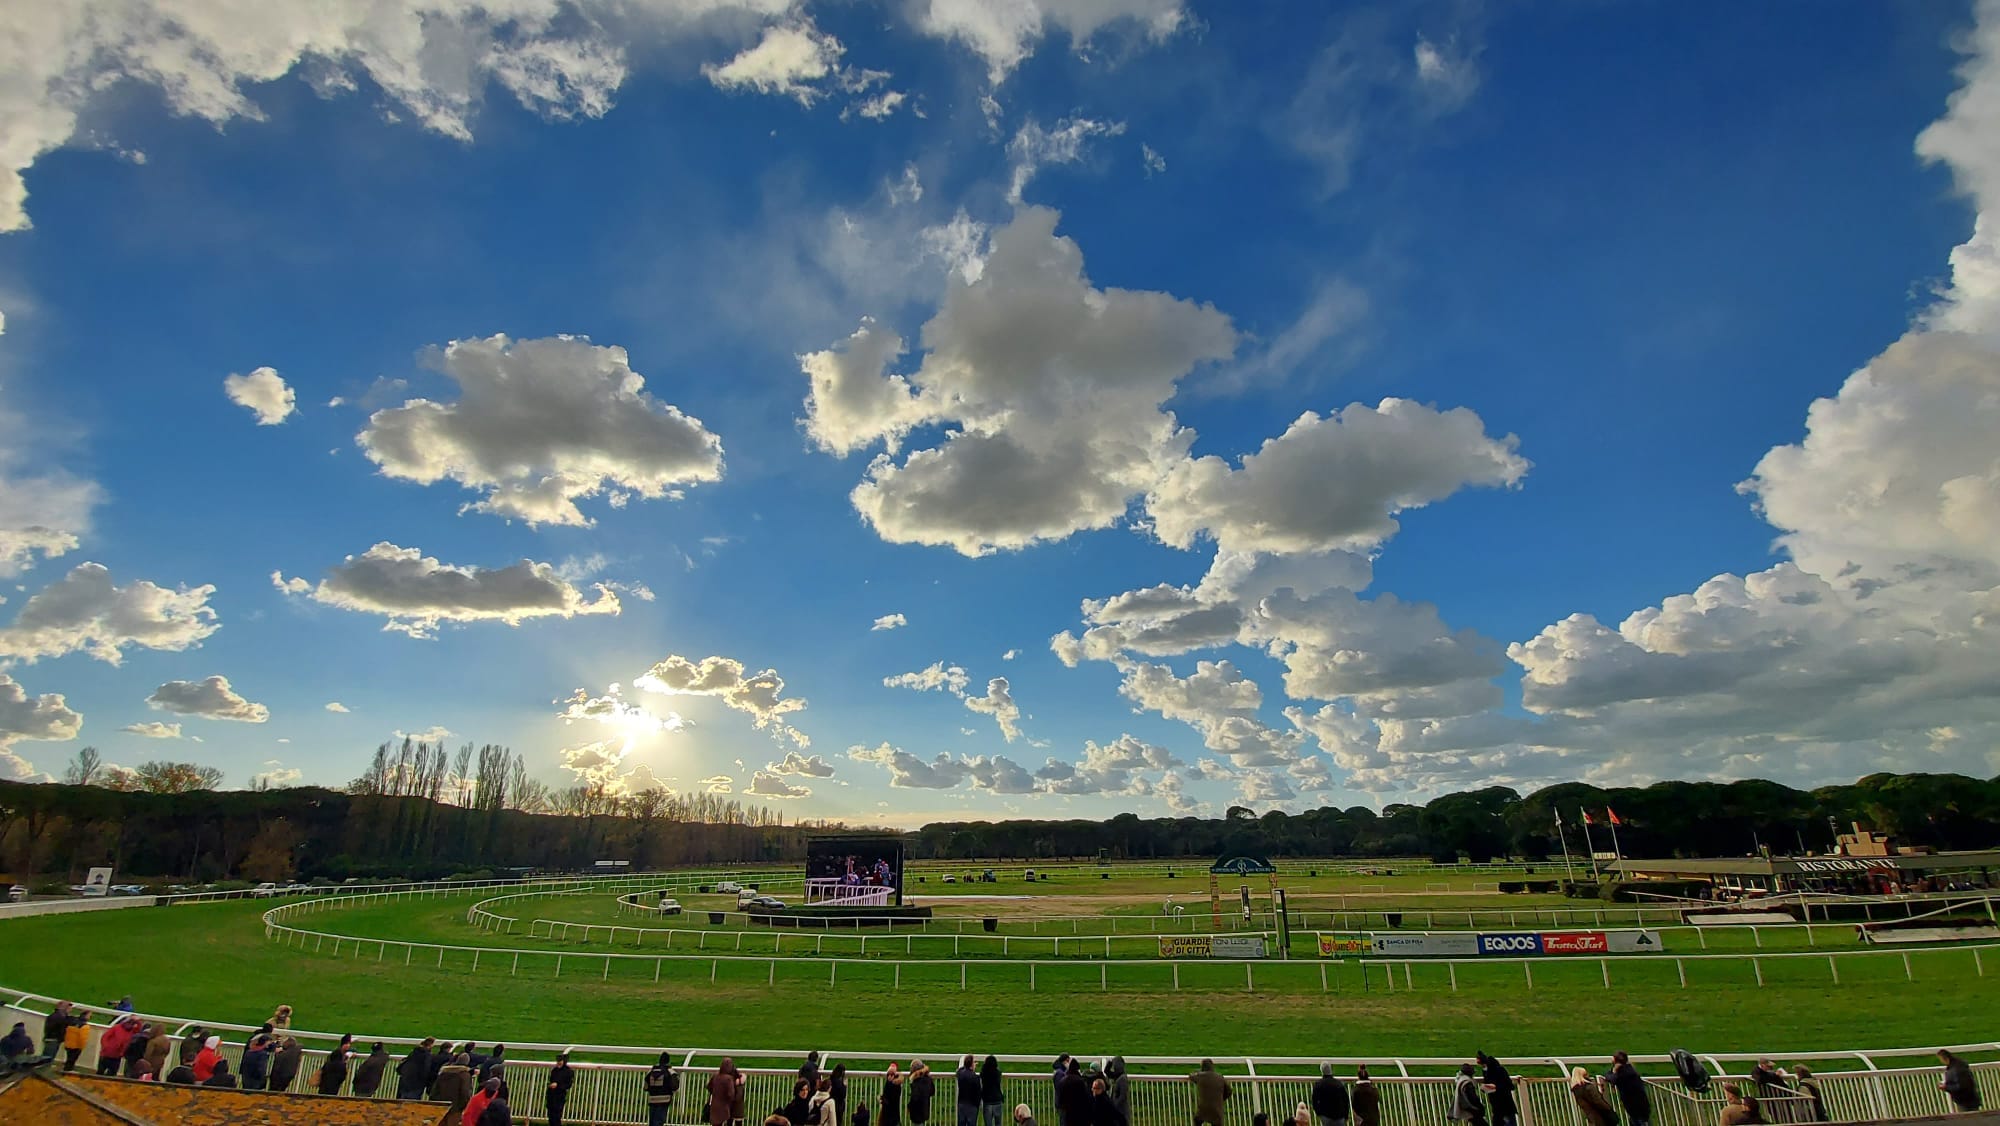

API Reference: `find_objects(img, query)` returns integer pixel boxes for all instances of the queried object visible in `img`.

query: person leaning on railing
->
[1938,1050,1981,1113]
[1568,1067,1616,1126]
[1189,1059,1231,1126]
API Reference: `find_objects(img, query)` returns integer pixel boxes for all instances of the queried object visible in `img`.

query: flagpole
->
[1554,810,1577,884]
[1579,808,1601,878]
[1607,814,1624,864]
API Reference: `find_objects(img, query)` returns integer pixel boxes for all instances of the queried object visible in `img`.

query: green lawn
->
[3,895,1996,1066]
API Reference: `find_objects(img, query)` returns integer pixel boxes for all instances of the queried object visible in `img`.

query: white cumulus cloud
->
[121,721,182,739]
[871,612,908,631]
[0,671,82,752]
[275,542,623,638]
[358,334,723,527]
[147,675,270,722]
[223,367,296,425]
[635,654,808,746]
[0,562,219,665]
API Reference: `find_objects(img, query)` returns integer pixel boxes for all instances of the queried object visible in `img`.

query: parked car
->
[745,895,787,910]
[6,885,26,902]
[110,884,145,896]
[941,874,958,883]
[656,897,683,916]
[251,883,280,898]
[716,880,742,893]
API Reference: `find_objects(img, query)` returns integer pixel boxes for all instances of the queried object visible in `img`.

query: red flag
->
[1580,808,1595,826]
[1607,807,1623,826]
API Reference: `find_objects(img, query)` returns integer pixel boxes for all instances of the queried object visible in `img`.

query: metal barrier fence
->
[2,985,1996,1126]
[253,883,2000,994]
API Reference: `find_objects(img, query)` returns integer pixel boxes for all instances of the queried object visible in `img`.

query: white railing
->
[807,879,894,906]
[257,886,2000,994]
[3,984,1996,1126]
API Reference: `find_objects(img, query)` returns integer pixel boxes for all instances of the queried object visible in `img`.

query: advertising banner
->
[1160,936,1212,958]
[1541,931,1609,954]
[1606,930,1663,953]
[1318,933,1371,957]
[1476,932,1545,956]
[1211,936,1268,959]
[1370,932,1481,957]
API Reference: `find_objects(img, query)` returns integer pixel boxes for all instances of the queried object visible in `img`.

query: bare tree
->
[61,747,102,787]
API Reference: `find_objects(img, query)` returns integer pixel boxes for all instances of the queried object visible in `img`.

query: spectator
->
[319,1035,353,1094]
[480,1044,508,1085]
[205,1059,240,1090]
[62,1010,92,1072]
[1719,1085,1762,1126]
[802,1052,822,1092]
[165,1061,198,1085]
[1092,1076,1128,1126]
[129,1059,155,1082]
[787,1078,817,1126]
[1013,1105,1037,1126]
[143,1024,174,1080]
[1312,1062,1350,1126]
[1052,1056,1071,1095]
[879,1062,907,1126]
[1059,1059,1091,1126]
[1295,1103,1313,1126]
[240,1035,273,1091]
[269,1036,304,1093]
[1351,1066,1379,1126]
[958,1054,982,1126]
[269,1005,293,1031]
[40,1001,72,1063]
[193,1035,223,1082]
[1749,1060,1789,1096]
[483,1083,515,1126]
[180,1025,206,1067]
[831,1063,850,1126]
[733,1059,751,1126]
[355,1042,391,1097]
[546,1049,575,1126]
[1189,1059,1231,1126]
[1569,1069,1616,1126]
[713,1058,746,1126]
[97,1016,136,1077]
[398,1038,436,1100]
[113,996,134,1013]
[1255,1113,1271,1126]
[645,1051,680,1126]
[122,1022,154,1078]
[1608,1053,1651,1126]
[911,1060,936,1126]
[1793,1066,1827,1122]
[813,1079,840,1126]
[1452,1064,1487,1126]
[1940,1050,1981,1113]
[980,1057,1006,1126]
[1105,1057,1130,1126]
[2,1022,35,1066]
[432,1053,477,1119]
[465,1076,500,1126]
[1477,1053,1516,1126]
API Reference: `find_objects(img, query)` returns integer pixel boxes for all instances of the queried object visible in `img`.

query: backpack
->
[1671,1050,1710,1093]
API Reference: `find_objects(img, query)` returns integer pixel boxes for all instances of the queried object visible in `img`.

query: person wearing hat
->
[547,1049,576,1126]
[193,1035,223,1082]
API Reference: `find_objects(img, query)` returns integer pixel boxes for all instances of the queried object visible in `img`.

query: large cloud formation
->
[1,0,1192,235]
[275,542,623,638]
[147,675,270,723]
[358,335,723,526]
[1051,0,2000,801]
[0,562,219,665]
[801,206,1238,555]
[0,672,82,758]
[635,654,809,747]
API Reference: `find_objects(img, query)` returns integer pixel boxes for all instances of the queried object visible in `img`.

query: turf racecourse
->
[4,869,1998,1060]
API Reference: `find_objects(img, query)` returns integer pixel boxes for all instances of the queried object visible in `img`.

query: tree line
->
[0,739,865,883]
[4,753,1993,883]
[904,772,2000,863]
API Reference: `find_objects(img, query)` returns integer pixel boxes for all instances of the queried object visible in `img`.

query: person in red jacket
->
[97,1017,137,1076]
[193,1035,224,1083]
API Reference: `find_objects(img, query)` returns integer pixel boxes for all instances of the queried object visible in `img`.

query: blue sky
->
[3,0,1999,827]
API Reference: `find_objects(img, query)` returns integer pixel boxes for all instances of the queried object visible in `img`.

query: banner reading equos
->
[1317,929,1663,958]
